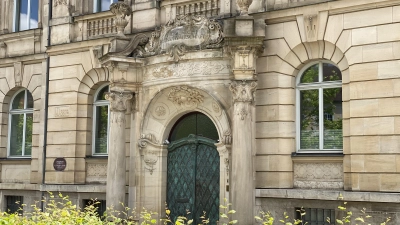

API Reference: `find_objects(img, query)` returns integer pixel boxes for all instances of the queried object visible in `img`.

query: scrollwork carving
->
[229,80,257,103]
[105,90,133,112]
[138,133,160,175]
[168,86,204,107]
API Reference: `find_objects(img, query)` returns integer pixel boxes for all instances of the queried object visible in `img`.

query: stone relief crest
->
[136,15,223,61]
[138,133,160,175]
[168,86,204,107]
[145,60,229,81]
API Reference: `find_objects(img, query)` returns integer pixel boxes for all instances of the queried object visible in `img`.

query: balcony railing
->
[176,0,220,17]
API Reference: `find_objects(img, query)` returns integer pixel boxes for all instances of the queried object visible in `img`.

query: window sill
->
[291,152,343,163]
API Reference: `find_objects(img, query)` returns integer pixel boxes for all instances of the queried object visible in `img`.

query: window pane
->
[101,0,111,11]
[97,85,109,101]
[95,105,108,154]
[323,63,342,81]
[12,91,25,109]
[323,88,342,149]
[24,113,33,156]
[6,196,23,214]
[10,114,24,156]
[29,0,39,29]
[19,0,29,31]
[300,89,319,149]
[300,63,319,83]
[26,91,34,108]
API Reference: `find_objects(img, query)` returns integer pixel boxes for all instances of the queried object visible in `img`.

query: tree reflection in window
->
[93,85,110,154]
[298,62,343,151]
[9,89,33,157]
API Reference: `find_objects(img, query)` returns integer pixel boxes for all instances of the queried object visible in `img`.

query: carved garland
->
[168,86,204,107]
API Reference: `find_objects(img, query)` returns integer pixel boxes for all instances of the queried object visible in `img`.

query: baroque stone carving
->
[151,103,169,120]
[138,133,160,175]
[304,14,318,42]
[105,90,133,112]
[229,80,257,102]
[223,130,232,145]
[54,0,67,7]
[236,0,253,15]
[92,45,103,59]
[141,15,223,61]
[145,61,229,81]
[168,86,204,107]
[110,1,132,36]
[155,106,166,116]
[294,162,343,189]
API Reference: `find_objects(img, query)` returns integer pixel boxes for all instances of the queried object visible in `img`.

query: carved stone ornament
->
[294,162,343,189]
[110,1,132,36]
[140,15,223,61]
[138,133,160,175]
[229,80,257,102]
[145,60,229,81]
[168,86,204,107]
[54,0,68,7]
[105,90,133,112]
[223,130,232,145]
[236,0,253,15]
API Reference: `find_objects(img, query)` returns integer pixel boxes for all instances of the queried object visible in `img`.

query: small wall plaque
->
[53,158,67,171]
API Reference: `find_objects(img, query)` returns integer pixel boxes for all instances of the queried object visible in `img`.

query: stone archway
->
[138,85,231,219]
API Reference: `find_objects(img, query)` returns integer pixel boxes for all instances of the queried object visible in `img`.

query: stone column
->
[105,89,133,213]
[229,81,257,224]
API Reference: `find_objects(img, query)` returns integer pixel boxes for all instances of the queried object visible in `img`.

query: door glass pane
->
[323,63,342,81]
[24,113,33,155]
[196,113,218,141]
[95,105,108,154]
[10,114,24,156]
[300,63,319,83]
[300,89,319,149]
[170,113,219,142]
[323,88,342,149]
[29,0,38,29]
[19,0,29,31]
[12,91,25,109]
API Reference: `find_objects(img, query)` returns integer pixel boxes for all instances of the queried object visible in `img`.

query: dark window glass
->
[97,86,109,101]
[12,91,25,109]
[6,196,23,214]
[323,63,342,81]
[16,0,38,31]
[296,208,335,225]
[169,112,219,142]
[95,105,109,154]
[10,114,25,156]
[83,199,106,218]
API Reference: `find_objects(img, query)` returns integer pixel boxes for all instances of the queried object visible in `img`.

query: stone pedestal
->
[105,90,133,213]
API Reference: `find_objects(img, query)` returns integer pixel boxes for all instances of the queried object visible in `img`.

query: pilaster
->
[105,88,133,213]
[225,13,264,225]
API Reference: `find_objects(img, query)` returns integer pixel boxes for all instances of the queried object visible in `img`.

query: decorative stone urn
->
[237,0,253,15]
[110,0,132,36]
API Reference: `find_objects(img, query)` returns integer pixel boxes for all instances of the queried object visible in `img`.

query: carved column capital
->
[110,1,132,36]
[105,89,133,112]
[229,80,257,103]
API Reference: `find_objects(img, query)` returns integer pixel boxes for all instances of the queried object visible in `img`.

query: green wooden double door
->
[167,113,220,224]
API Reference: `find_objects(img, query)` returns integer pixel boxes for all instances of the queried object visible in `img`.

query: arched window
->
[296,61,343,152]
[8,89,33,157]
[93,84,110,155]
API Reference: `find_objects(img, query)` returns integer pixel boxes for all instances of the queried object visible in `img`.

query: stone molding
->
[105,90,133,112]
[229,80,257,103]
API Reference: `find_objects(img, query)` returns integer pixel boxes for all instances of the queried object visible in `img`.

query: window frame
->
[5,195,23,214]
[92,84,110,155]
[93,0,118,13]
[7,89,33,158]
[13,0,39,32]
[296,61,343,153]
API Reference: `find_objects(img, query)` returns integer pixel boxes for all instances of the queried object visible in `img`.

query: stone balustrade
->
[176,0,220,17]
[87,17,117,38]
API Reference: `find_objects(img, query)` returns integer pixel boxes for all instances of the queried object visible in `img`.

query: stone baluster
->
[105,89,133,213]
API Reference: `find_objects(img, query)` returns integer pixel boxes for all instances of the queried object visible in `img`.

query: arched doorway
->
[167,112,220,224]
